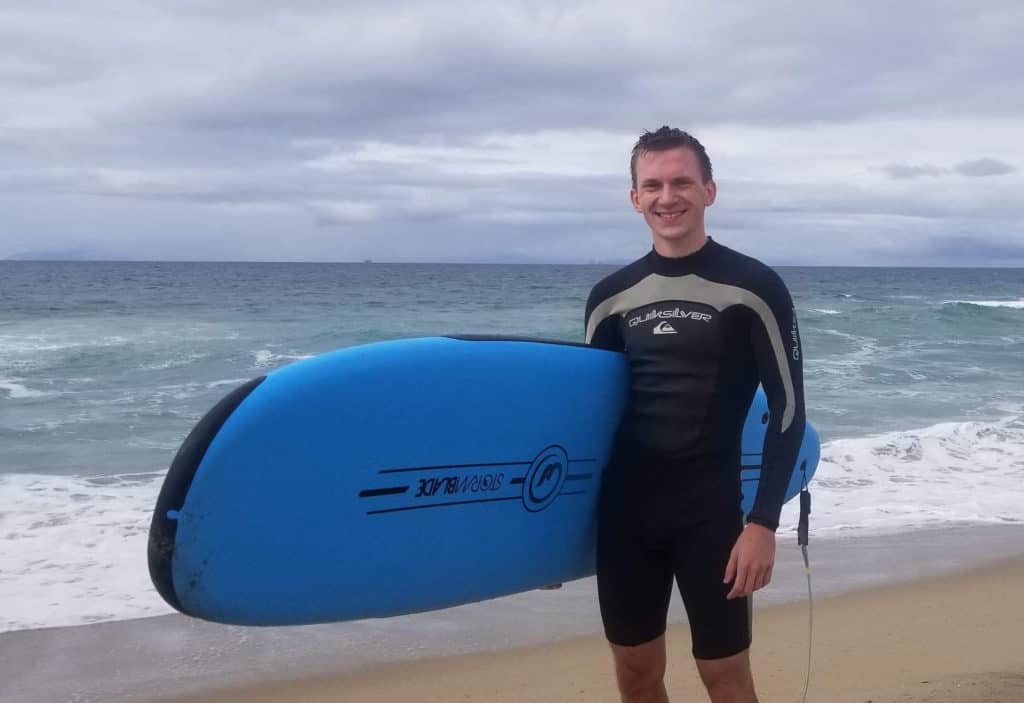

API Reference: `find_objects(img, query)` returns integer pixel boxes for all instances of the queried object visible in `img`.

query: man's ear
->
[704,179,717,207]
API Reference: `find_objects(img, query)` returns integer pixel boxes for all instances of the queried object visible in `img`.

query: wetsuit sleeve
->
[747,272,806,531]
[585,284,625,351]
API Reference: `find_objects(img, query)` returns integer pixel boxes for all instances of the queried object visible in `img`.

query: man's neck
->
[652,232,708,259]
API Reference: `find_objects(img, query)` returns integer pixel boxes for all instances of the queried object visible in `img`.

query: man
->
[584,127,806,703]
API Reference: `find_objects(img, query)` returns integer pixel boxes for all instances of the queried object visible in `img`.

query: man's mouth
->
[654,209,686,222]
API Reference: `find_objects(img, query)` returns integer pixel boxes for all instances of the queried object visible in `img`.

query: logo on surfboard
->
[357,444,593,515]
[522,445,569,512]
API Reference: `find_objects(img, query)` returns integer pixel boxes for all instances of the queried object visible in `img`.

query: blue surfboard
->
[148,337,819,626]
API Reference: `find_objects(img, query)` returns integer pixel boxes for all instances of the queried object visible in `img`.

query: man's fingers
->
[727,562,749,599]
[723,548,738,585]
[732,562,777,599]
[751,563,774,593]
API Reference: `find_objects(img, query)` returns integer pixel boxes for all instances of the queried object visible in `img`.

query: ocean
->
[2,260,1023,634]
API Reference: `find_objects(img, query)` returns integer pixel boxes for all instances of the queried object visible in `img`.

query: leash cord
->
[800,544,813,703]
[796,465,813,703]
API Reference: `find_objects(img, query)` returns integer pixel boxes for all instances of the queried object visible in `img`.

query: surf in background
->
[1,261,1022,632]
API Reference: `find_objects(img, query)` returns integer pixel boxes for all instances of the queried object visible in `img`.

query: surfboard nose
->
[148,376,266,615]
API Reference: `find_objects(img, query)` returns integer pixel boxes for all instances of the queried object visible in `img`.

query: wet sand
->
[4,525,1024,703]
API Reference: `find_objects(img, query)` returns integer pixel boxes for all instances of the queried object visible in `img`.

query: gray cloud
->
[954,158,1017,177]
[131,3,1024,147]
[1,1,1023,265]
[880,157,1017,180]
[916,234,1024,266]
[8,1,1023,138]
[880,164,950,180]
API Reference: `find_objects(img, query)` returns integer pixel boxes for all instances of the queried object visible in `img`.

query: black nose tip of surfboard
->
[148,376,267,615]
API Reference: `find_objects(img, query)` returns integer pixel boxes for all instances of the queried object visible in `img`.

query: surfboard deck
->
[148,336,819,626]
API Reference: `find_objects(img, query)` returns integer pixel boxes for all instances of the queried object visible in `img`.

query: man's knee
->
[610,637,667,698]
[696,650,757,703]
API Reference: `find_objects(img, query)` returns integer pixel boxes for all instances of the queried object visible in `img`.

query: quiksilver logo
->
[628,307,713,328]
[790,310,801,361]
[653,321,677,335]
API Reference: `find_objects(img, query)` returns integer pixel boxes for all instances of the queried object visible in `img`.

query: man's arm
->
[725,270,805,599]
[746,271,806,531]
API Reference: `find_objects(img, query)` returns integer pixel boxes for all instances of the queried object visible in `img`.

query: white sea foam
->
[0,472,170,633]
[783,413,1024,536]
[206,377,251,389]
[809,308,842,315]
[250,349,314,369]
[133,380,251,404]
[943,299,1024,309]
[0,379,50,399]
[138,352,210,371]
[1,412,1022,633]
[0,334,133,356]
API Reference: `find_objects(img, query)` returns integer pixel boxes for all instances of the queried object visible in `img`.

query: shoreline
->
[3,523,1024,703]
[153,554,1024,703]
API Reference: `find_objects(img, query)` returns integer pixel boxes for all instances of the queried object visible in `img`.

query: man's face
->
[630,147,716,245]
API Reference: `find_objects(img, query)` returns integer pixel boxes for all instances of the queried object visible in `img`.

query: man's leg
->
[597,476,674,702]
[609,636,669,703]
[675,511,756,702]
[695,649,758,703]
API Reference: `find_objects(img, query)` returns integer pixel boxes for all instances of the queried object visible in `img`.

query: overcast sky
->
[2,1,1022,265]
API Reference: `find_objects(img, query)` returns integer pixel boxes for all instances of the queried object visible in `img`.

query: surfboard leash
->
[797,468,813,703]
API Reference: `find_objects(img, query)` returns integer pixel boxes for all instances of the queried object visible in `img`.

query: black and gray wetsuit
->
[586,237,805,656]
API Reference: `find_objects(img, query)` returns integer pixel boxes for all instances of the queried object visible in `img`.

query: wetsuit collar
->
[647,236,718,275]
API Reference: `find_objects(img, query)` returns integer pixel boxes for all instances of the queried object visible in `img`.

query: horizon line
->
[3,257,1024,270]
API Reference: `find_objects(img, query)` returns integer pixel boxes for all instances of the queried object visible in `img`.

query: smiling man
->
[584,127,806,703]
